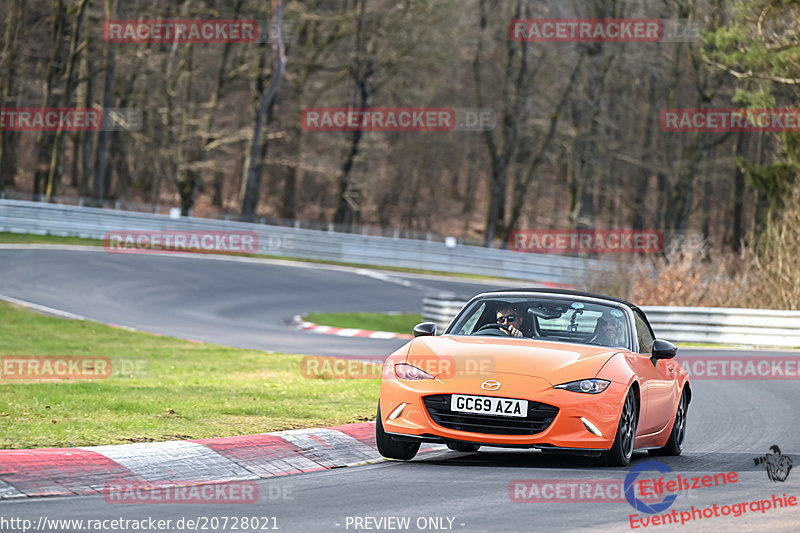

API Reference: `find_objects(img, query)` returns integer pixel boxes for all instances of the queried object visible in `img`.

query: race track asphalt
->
[0,246,523,356]
[3,371,798,532]
[0,246,798,532]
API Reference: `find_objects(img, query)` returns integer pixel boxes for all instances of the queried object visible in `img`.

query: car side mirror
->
[651,339,677,360]
[413,322,437,337]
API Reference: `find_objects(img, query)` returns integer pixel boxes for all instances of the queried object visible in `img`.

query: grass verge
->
[0,232,102,246]
[304,312,423,335]
[0,301,379,449]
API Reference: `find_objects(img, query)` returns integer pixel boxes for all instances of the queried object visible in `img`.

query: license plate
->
[450,394,528,418]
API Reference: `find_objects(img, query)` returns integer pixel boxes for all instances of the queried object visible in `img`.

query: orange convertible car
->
[377,289,690,466]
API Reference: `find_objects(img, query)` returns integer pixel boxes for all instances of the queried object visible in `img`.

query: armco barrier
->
[421,296,800,347]
[642,306,800,347]
[422,296,469,332]
[0,199,611,284]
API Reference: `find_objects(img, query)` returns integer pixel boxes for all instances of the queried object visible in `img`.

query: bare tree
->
[0,1,24,191]
[33,0,67,200]
[45,0,89,201]
[93,0,117,202]
[240,0,287,221]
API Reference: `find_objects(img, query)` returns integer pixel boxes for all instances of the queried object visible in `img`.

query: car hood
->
[404,335,620,386]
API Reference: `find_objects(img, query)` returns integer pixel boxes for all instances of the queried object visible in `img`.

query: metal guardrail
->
[642,307,800,347]
[422,297,470,332]
[0,199,609,283]
[421,296,800,347]
[0,190,469,243]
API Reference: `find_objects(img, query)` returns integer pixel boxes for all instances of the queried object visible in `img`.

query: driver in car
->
[496,306,524,337]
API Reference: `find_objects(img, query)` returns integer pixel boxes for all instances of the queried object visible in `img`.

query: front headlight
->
[554,379,611,393]
[394,363,434,381]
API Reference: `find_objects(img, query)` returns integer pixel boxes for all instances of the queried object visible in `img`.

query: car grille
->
[422,394,559,436]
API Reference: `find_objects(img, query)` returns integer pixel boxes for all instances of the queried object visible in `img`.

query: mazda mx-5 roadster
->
[376,289,690,466]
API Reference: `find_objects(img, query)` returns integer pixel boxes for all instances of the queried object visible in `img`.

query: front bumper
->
[379,372,628,450]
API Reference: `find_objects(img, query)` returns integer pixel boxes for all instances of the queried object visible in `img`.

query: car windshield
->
[447,296,631,350]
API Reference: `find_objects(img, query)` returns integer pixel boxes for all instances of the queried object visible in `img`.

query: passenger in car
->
[589,314,625,346]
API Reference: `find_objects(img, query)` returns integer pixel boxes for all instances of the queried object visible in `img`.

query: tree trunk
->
[77,32,94,195]
[187,0,244,212]
[175,45,194,216]
[750,131,768,239]
[279,146,298,219]
[475,0,527,246]
[729,132,746,251]
[631,74,657,230]
[93,0,117,202]
[46,0,88,201]
[332,126,365,227]
[332,0,371,228]
[33,0,67,200]
[241,0,286,222]
[0,1,23,191]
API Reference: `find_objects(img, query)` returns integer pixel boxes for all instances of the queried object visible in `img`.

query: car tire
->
[649,388,688,457]
[446,442,480,453]
[375,405,420,460]
[599,387,638,467]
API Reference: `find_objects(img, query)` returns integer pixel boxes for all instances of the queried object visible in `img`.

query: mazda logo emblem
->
[481,380,501,391]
